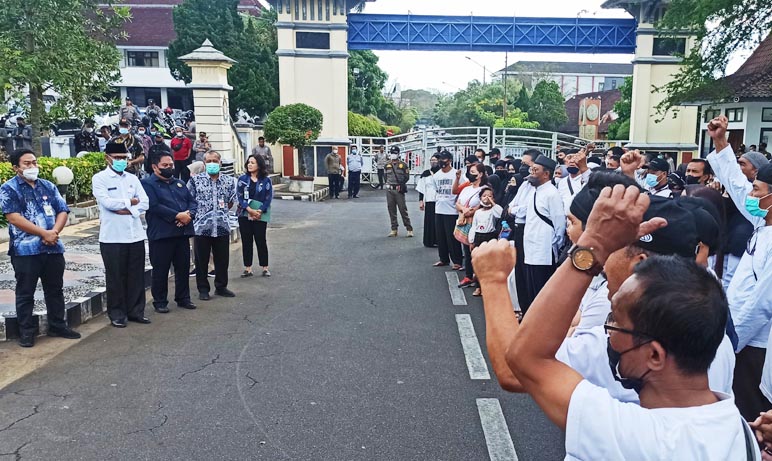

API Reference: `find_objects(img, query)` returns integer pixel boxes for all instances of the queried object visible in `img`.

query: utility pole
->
[503,51,508,117]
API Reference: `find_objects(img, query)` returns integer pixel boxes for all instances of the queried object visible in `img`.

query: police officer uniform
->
[385,146,413,237]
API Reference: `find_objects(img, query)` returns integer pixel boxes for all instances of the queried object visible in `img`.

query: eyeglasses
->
[603,312,656,340]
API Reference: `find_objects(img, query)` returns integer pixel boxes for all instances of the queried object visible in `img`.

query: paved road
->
[0,187,564,460]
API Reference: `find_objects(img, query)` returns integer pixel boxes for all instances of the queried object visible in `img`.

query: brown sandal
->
[452,264,463,271]
[472,288,482,297]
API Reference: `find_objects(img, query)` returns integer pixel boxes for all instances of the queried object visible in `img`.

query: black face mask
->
[430,165,440,173]
[685,175,701,185]
[441,160,450,168]
[158,167,174,179]
[466,172,479,182]
[606,337,652,395]
[519,166,530,177]
[495,170,508,180]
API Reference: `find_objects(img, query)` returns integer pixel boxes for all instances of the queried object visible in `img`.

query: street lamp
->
[465,56,487,85]
[52,165,74,199]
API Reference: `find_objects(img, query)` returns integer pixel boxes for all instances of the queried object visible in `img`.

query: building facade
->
[495,61,633,100]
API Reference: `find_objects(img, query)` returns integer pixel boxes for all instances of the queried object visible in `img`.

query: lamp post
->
[52,165,74,201]
[465,56,487,85]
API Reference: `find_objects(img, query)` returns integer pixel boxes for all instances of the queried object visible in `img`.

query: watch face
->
[573,248,595,270]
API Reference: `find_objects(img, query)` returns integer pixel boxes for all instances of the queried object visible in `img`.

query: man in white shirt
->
[707,115,772,421]
[522,154,565,313]
[432,151,465,269]
[644,157,674,197]
[474,186,759,460]
[92,142,150,327]
[557,148,592,214]
[507,149,541,309]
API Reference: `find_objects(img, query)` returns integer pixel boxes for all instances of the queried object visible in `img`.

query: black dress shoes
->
[128,317,151,324]
[215,288,235,298]
[177,303,197,310]
[111,319,127,328]
[47,327,82,339]
[155,306,170,314]
[199,292,211,301]
[18,335,34,348]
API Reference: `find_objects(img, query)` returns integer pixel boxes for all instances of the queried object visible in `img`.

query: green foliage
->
[0,153,106,203]
[0,0,130,153]
[528,80,568,131]
[348,112,383,137]
[167,1,279,118]
[433,80,539,128]
[383,126,402,136]
[397,108,418,133]
[399,89,441,122]
[608,77,633,140]
[264,104,323,175]
[655,0,772,115]
[348,50,389,117]
[514,86,531,112]
[493,108,540,129]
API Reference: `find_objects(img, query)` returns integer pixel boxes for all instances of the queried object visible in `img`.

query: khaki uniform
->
[385,161,413,231]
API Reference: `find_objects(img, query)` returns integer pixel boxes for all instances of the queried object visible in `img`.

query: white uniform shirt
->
[508,181,534,224]
[565,380,759,461]
[416,172,438,202]
[92,168,149,244]
[557,170,591,214]
[433,169,467,215]
[557,326,736,403]
[708,145,772,350]
[524,182,565,265]
[574,275,610,332]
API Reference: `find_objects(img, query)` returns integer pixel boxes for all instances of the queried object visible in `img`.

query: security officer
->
[385,146,414,238]
[141,152,198,313]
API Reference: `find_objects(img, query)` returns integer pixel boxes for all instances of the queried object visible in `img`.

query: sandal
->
[433,261,448,267]
[472,288,482,297]
[451,264,463,271]
[262,269,271,277]
[240,270,254,278]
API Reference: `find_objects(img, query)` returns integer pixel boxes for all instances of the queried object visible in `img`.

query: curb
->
[275,186,329,202]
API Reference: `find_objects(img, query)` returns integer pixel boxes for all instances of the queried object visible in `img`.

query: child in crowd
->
[468,187,502,297]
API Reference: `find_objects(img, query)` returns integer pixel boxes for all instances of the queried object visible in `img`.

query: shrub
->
[0,152,107,203]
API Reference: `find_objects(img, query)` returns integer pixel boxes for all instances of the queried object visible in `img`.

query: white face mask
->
[22,167,39,181]
[85,127,94,133]
[389,154,398,160]
[176,132,184,137]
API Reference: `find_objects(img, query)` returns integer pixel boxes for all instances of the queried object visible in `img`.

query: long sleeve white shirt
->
[468,204,502,243]
[508,181,534,224]
[708,145,772,351]
[92,168,149,244]
[524,182,566,265]
[416,173,438,202]
[557,170,591,214]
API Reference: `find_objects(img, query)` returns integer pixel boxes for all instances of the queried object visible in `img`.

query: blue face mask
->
[118,128,129,135]
[111,158,128,173]
[566,166,580,175]
[206,162,221,175]
[645,173,660,188]
[745,193,772,218]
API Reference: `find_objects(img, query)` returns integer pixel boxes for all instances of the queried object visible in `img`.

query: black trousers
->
[174,159,191,183]
[149,236,191,308]
[239,217,268,267]
[422,202,437,248]
[328,174,342,197]
[522,263,556,314]
[195,235,230,293]
[435,214,463,265]
[100,241,146,321]
[513,224,528,312]
[348,171,361,197]
[733,346,772,420]
[463,244,474,279]
[11,253,67,337]
[377,169,385,188]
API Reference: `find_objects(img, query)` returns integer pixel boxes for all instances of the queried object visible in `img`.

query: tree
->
[655,0,772,114]
[607,77,633,140]
[167,1,278,118]
[348,50,389,116]
[494,108,540,129]
[0,0,130,152]
[528,80,568,132]
[263,104,323,176]
[514,86,531,112]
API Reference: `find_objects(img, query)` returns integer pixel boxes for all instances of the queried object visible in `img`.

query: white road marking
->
[476,398,518,461]
[446,271,468,305]
[455,314,491,380]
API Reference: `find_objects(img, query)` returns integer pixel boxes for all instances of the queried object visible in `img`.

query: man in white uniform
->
[707,115,772,421]
[557,148,592,214]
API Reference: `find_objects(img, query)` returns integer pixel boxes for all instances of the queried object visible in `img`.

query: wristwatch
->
[568,244,603,276]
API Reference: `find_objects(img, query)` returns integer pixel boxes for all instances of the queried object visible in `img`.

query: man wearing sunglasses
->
[707,115,772,421]
[474,185,758,459]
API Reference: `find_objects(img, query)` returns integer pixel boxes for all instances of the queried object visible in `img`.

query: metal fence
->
[350,127,628,184]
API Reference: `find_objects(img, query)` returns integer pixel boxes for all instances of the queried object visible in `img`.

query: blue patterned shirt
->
[0,176,70,256]
[187,173,236,237]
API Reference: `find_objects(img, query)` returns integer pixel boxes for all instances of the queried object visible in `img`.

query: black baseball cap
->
[645,157,670,172]
[676,196,720,252]
[634,196,698,258]
[439,150,453,161]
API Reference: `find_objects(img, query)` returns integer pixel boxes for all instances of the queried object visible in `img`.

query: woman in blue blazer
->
[237,154,273,277]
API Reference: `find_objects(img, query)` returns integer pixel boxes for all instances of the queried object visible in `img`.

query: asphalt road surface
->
[0,187,564,460]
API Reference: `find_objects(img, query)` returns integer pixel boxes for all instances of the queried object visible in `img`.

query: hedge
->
[0,152,107,203]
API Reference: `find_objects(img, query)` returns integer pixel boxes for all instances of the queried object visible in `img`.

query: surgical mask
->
[22,167,39,181]
[606,337,652,395]
[158,167,174,179]
[119,128,129,135]
[85,128,94,133]
[389,154,398,160]
[645,173,660,188]
[138,130,146,136]
[566,166,580,175]
[745,193,772,218]
[685,175,701,185]
[206,163,221,175]
[111,158,128,173]
[351,149,358,155]
[176,132,184,138]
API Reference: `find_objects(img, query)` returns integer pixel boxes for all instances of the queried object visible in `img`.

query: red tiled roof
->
[559,89,622,136]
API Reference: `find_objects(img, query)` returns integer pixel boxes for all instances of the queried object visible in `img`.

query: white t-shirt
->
[468,204,502,243]
[556,326,736,403]
[574,275,610,332]
[457,184,482,209]
[433,169,467,215]
[565,380,759,460]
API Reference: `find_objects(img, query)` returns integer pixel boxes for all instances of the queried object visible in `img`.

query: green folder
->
[248,200,271,223]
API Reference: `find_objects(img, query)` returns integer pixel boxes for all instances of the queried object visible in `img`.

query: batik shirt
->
[187,172,236,237]
[0,176,69,256]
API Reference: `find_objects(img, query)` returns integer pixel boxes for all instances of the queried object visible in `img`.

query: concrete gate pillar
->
[179,40,238,162]
[272,0,350,147]
[604,0,699,159]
